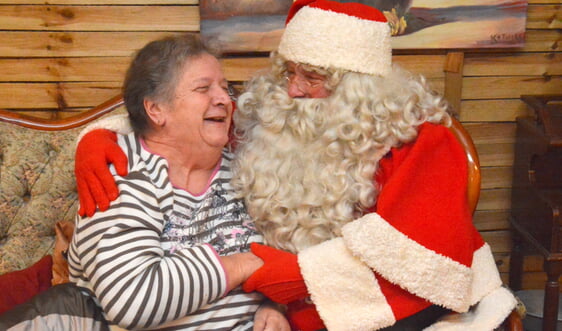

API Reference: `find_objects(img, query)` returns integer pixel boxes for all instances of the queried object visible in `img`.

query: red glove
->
[242,243,309,304]
[75,129,128,217]
[287,300,326,331]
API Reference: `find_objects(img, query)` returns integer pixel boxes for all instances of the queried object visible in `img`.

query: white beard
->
[231,78,384,253]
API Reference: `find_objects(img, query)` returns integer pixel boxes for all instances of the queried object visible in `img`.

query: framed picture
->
[200,0,528,53]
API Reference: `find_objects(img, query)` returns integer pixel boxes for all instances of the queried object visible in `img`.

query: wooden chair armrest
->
[502,309,524,331]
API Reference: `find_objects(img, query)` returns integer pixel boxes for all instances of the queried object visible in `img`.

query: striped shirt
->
[68,132,264,330]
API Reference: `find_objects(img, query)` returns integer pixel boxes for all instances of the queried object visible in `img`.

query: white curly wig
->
[231,53,451,253]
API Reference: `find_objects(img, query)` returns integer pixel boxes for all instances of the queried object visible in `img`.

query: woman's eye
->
[195,86,210,92]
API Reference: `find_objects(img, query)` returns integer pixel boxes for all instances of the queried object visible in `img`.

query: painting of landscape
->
[200,0,293,53]
[200,0,528,52]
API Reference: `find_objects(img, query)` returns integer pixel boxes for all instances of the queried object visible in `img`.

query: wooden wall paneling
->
[0,31,188,57]
[495,255,547,275]
[528,0,562,4]
[520,29,561,51]
[0,0,197,4]
[393,54,447,79]
[464,53,562,76]
[221,57,271,83]
[0,57,131,82]
[482,230,513,253]
[0,5,199,31]
[474,210,511,231]
[481,166,513,189]
[443,51,464,114]
[476,142,515,167]
[478,188,512,211]
[459,99,534,122]
[0,82,121,109]
[526,4,562,29]
[464,122,516,167]
[462,76,562,99]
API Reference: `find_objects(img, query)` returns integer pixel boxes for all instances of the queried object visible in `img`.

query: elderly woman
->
[67,34,292,330]
[0,34,288,331]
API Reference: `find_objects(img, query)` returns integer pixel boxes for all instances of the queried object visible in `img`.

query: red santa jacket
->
[296,123,515,330]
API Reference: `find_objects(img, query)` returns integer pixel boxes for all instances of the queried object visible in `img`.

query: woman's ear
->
[144,98,166,127]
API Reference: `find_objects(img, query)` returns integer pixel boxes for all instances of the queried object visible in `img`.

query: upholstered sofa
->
[0,95,125,313]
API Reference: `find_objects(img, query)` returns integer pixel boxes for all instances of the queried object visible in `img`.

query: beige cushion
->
[0,122,81,275]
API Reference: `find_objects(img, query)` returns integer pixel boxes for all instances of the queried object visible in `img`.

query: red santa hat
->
[278,0,392,76]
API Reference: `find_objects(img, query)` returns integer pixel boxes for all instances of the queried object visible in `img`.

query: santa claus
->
[74,1,517,330]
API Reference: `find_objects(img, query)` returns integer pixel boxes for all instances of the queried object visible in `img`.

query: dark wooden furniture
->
[509,95,562,331]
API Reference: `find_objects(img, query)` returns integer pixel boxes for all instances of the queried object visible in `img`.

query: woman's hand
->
[220,252,264,292]
[253,301,290,331]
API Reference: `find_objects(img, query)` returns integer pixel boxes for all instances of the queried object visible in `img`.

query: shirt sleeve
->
[68,150,226,329]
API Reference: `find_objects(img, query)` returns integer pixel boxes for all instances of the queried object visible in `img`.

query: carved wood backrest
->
[449,117,481,215]
[0,94,124,131]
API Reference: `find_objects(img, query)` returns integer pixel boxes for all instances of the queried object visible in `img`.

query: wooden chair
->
[448,117,524,331]
[449,117,481,215]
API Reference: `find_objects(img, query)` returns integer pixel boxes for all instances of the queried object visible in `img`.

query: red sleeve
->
[373,122,483,267]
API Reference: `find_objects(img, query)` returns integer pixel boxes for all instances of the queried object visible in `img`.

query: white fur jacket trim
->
[423,286,518,331]
[343,213,482,312]
[298,238,395,331]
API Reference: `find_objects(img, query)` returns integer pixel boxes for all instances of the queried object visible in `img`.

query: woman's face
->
[161,53,233,150]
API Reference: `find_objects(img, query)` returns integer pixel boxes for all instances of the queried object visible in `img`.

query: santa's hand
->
[242,243,309,304]
[75,129,128,217]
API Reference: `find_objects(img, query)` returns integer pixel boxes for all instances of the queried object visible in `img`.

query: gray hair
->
[123,34,218,135]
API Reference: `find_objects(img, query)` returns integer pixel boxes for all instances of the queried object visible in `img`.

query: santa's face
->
[231,74,375,252]
[285,62,332,99]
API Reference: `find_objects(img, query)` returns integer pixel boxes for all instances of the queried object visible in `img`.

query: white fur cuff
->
[298,238,395,331]
[469,243,503,306]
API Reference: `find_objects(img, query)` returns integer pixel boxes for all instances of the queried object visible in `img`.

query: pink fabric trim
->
[203,243,230,297]
[139,137,222,196]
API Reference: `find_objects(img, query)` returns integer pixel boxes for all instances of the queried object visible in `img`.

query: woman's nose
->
[213,85,232,105]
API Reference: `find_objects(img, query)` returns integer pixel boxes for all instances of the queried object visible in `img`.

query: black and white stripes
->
[69,132,263,330]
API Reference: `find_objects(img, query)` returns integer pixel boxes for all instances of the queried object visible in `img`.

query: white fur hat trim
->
[278,6,392,76]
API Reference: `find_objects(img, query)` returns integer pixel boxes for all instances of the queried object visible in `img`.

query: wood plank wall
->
[0,0,561,289]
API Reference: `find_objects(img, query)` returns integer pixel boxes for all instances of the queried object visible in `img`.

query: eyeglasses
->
[284,64,327,91]
[227,82,238,101]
